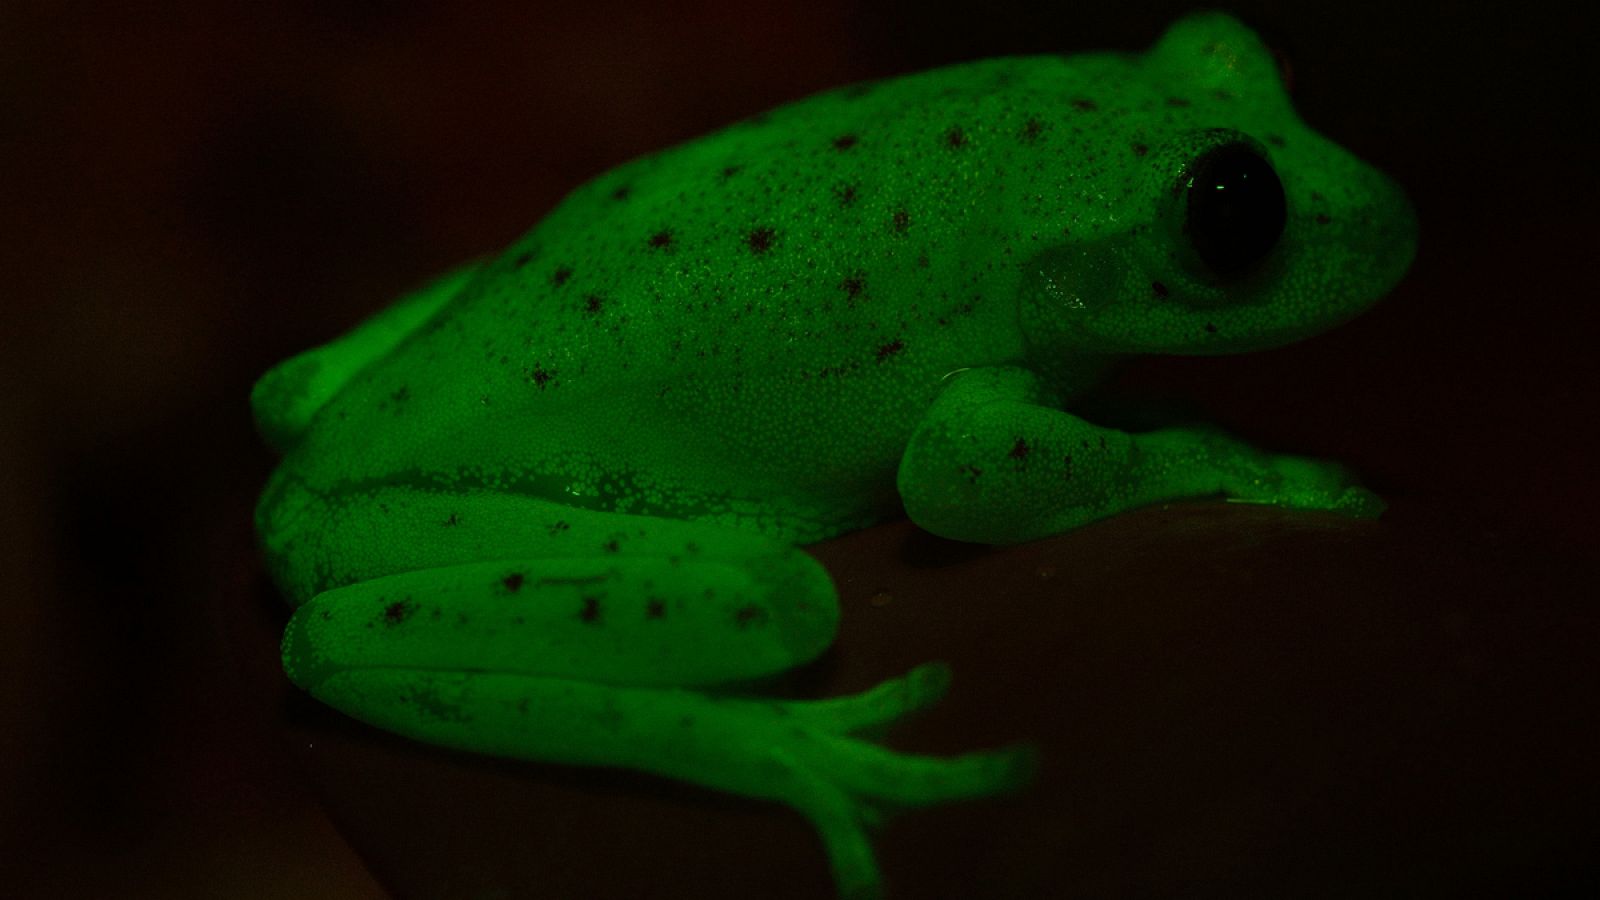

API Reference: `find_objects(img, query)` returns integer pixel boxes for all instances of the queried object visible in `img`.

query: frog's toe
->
[1267,453,1350,490]
[778,737,1035,900]
[1331,485,1386,518]
[767,664,1033,887]
[870,660,953,718]
[781,661,953,734]
[814,736,1039,811]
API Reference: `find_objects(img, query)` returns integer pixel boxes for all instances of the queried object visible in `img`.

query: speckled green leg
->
[899,365,1383,544]
[279,496,1032,899]
[297,661,1025,899]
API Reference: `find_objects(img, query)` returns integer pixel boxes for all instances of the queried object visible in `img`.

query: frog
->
[253,11,1416,899]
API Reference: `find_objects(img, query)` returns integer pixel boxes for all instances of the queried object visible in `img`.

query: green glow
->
[255,12,1414,898]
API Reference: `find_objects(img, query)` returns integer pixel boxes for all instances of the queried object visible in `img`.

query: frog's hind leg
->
[298,663,1027,898]
[251,261,481,451]
[281,491,1033,899]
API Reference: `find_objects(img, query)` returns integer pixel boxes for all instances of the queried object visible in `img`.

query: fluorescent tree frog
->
[253,12,1415,898]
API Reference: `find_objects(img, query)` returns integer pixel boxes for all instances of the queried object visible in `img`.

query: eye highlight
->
[1184,143,1286,278]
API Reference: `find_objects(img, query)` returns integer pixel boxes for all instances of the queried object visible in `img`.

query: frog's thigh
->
[252,263,479,450]
[285,549,839,693]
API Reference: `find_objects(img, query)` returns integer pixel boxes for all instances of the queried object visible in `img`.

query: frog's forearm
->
[898,366,1130,542]
[897,366,1380,544]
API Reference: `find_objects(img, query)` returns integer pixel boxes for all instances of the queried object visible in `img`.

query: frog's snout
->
[1366,170,1419,291]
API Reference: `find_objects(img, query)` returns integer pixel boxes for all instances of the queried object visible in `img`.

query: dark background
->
[3,1,1595,897]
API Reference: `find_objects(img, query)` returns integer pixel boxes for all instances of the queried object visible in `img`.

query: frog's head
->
[1019,12,1416,360]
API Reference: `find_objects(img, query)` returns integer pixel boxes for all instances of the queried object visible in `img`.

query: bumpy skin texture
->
[254,13,1415,899]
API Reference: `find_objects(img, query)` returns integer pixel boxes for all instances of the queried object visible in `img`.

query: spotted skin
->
[253,13,1415,899]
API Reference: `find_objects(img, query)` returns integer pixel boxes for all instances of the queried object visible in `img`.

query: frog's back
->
[437,53,1129,363]
[300,64,1097,434]
[275,49,1184,531]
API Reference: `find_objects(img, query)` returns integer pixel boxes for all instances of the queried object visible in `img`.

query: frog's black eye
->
[1184,144,1286,278]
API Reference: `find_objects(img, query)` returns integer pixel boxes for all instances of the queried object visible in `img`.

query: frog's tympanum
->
[254,13,1415,898]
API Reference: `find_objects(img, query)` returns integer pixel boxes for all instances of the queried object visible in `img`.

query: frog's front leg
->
[283,494,1032,900]
[898,365,1383,544]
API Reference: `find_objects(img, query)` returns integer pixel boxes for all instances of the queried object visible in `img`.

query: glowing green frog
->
[254,12,1415,898]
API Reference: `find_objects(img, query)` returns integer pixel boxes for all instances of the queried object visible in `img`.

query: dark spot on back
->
[720,165,743,180]
[583,294,605,315]
[1165,97,1191,107]
[1205,322,1218,333]
[891,209,910,234]
[943,126,968,148]
[502,572,525,593]
[579,595,602,623]
[1315,213,1332,225]
[834,182,859,207]
[1020,118,1045,141]
[552,266,573,287]
[512,250,536,268]
[646,598,666,619]
[875,339,905,361]
[1009,438,1030,460]
[648,229,674,250]
[745,226,776,254]
[526,363,555,389]
[1132,143,1149,157]
[1152,281,1169,298]
[832,134,859,150]
[611,185,631,201]
[1072,98,1098,112]
[1267,134,1286,147]
[840,273,865,299]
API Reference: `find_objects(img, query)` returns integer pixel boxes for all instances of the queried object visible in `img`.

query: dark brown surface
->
[4,1,1597,898]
